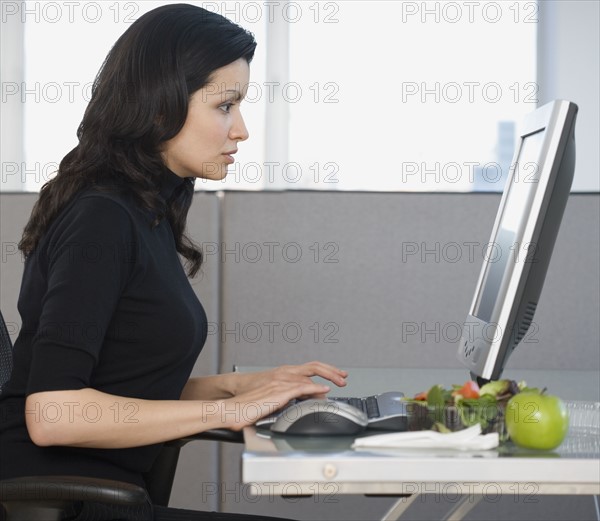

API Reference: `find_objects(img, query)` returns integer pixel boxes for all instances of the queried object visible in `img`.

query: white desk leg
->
[380,494,419,521]
[441,494,484,521]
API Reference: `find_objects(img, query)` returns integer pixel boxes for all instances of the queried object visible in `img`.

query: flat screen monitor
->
[457,100,578,383]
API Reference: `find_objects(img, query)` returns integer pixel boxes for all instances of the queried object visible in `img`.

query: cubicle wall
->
[217,192,600,371]
[1,192,599,520]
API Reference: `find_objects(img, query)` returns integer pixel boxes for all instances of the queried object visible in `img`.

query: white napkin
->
[352,424,499,451]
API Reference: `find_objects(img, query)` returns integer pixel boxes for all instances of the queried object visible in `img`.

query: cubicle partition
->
[1,191,598,520]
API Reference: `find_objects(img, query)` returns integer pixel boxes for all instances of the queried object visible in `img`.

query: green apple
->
[505,391,569,450]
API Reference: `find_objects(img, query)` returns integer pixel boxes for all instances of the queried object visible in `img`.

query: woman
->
[0,4,348,520]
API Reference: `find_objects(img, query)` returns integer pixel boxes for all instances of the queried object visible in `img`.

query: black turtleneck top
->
[0,171,207,487]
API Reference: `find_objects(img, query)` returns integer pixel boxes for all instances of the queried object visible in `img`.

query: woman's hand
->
[181,362,348,401]
[187,362,348,431]
[216,369,345,431]
[231,361,348,397]
[208,362,348,430]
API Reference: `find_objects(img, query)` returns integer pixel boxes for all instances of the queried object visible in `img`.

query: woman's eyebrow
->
[207,89,243,101]
[220,89,244,101]
[201,86,247,103]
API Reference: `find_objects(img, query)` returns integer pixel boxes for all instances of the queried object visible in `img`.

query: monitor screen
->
[473,129,544,324]
[457,100,578,383]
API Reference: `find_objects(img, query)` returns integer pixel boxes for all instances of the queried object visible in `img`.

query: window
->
[287,1,537,191]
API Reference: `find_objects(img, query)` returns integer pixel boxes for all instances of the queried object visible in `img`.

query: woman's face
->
[162,58,250,180]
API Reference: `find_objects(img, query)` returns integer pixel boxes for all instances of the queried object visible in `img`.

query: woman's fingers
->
[233,362,348,399]
[227,380,331,429]
[288,361,348,387]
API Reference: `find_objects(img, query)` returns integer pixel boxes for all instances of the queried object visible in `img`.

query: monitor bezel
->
[457,99,578,381]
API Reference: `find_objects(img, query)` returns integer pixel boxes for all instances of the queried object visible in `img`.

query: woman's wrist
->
[203,372,242,398]
[218,372,240,397]
[181,373,240,400]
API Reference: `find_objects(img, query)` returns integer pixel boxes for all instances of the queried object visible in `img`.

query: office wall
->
[538,0,600,192]
[1,191,598,520]
[217,192,600,372]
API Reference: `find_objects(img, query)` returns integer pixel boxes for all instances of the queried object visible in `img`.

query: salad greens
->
[407,379,529,439]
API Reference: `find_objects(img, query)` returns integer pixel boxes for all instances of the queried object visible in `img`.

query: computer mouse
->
[269,399,368,436]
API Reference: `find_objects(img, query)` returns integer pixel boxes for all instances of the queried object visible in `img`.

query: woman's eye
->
[220,103,233,113]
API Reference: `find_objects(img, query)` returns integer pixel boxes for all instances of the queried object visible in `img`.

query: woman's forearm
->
[25,388,229,449]
[180,373,238,400]
[25,362,347,449]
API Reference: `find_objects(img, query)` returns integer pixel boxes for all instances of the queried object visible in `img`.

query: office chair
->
[0,311,242,520]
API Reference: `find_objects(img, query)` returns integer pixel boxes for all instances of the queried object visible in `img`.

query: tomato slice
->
[414,391,428,401]
[452,381,480,399]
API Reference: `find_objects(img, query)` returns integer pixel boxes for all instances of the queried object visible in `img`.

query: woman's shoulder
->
[40,187,140,249]
[29,187,146,286]
[65,184,156,231]
[75,185,137,217]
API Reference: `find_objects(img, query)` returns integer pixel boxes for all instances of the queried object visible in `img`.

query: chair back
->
[0,311,14,393]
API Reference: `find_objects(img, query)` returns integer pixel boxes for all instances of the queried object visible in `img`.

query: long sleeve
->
[27,195,137,394]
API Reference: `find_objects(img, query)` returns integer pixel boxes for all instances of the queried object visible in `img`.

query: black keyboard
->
[330,392,408,430]
[330,396,381,419]
[255,391,410,432]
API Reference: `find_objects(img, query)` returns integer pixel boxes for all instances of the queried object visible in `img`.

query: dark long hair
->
[19,4,256,277]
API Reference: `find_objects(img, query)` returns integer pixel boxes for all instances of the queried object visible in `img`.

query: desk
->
[240,368,600,521]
